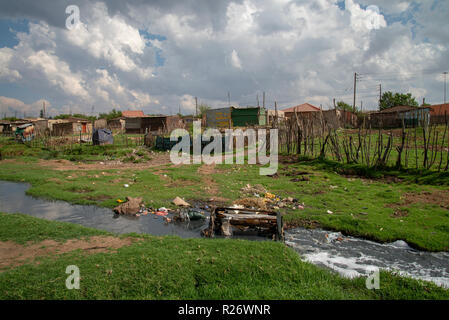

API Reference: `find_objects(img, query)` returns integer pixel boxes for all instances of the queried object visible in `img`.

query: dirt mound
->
[386,190,449,210]
[403,190,449,209]
[0,236,138,271]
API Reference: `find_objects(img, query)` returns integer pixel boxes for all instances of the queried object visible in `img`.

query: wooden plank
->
[216,213,276,221]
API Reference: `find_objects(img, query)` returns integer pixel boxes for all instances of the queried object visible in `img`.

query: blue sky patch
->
[0,18,29,48]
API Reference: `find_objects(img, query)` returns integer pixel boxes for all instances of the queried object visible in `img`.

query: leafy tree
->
[54,113,96,121]
[39,109,44,118]
[379,91,418,111]
[336,101,355,112]
[198,104,211,117]
[98,109,123,120]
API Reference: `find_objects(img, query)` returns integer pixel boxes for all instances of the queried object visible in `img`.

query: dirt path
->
[197,164,229,202]
[0,236,139,271]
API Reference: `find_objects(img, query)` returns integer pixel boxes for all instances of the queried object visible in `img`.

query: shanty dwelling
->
[368,106,430,128]
[94,118,108,129]
[142,115,184,134]
[429,103,449,125]
[125,116,145,134]
[123,110,147,134]
[107,118,125,132]
[231,107,266,127]
[10,119,32,133]
[0,120,11,134]
[52,122,74,136]
[50,118,93,136]
[205,107,232,128]
[282,103,321,119]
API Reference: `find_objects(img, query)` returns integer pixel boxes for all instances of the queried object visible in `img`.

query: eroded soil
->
[0,236,139,271]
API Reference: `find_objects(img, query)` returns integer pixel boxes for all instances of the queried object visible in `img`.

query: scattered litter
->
[265,192,276,199]
[158,207,168,212]
[113,197,143,215]
[116,199,124,203]
[173,196,190,207]
[124,184,129,188]
[327,210,333,214]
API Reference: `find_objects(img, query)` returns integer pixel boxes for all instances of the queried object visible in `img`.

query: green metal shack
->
[231,107,266,127]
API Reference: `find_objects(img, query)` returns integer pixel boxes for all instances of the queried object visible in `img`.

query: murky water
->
[1,180,448,288]
[0,180,266,240]
[0,181,207,238]
[285,228,449,288]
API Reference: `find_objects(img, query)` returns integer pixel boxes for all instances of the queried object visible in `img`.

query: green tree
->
[379,91,418,111]
[336,101,355,112]
[98,109,123,120]
[39,109,44,118]
[198,104,211,117]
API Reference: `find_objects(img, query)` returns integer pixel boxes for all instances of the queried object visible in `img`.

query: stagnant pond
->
[1,180,448,288]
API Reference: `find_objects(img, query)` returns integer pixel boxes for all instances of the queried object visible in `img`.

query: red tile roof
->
[429,103,449,116]
[282,103,320,113]
[122,110,145,118]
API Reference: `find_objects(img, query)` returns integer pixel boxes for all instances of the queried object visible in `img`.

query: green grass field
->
[0,213,448,300]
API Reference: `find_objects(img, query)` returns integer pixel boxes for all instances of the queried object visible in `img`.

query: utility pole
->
[360,100,363,112]
[195,96,198,118]
[378,83,382,108]
[444,72,448,104]
[43,101,46,119]
[353,72,357,112]
[263,91,265,109]
[227,92,231,107]
[257,94,259,107]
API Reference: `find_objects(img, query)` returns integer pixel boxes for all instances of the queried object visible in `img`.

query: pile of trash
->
[113,196,208,223]
[237,184,305,211]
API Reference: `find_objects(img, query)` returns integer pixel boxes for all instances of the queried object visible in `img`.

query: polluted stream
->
[1,180,448,288]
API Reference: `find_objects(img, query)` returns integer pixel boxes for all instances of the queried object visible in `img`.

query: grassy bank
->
[0,135,448,251]
[0,213,448,300]
[0,158,448,251]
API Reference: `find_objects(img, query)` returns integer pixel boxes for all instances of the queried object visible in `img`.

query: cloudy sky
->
[0,0,448,118]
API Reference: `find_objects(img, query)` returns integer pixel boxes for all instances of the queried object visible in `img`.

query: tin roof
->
[282,103,320,113]
[122,110,145,118]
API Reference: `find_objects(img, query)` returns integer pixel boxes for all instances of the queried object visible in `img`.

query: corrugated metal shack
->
[143,115,184,133]
[125,117,145,134]
[52,122,74,136]
[50,118,92,136]
[125,115,184,134]
[232,107,266,127]
[429,103,449,125]
[368,106,430,128]
[107,118,125,132]
[0,120,11,133]
[205,107,232,128]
